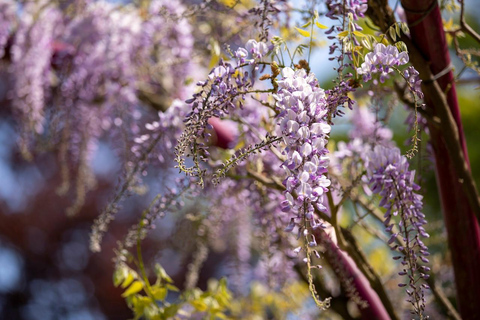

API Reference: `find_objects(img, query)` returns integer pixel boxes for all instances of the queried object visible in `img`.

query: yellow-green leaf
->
[361,38,372,50]
[315,21,328,29]
[121,273,135,289]
[122,281,144,297]
[301,21,312,28]
[113,267,125,287]
[166,284,180,292]
[151,287,168,301]
[164,304,181,318]
[388,26,396,41]
[395,23,401,37]
[154,264,174,283]
[337,30,349,38]
[191,300,208,312]
[208,38,221,69]
[219,0,236,7]
[353,31,366,38]
[132,295,151,316]
[215,312,228,320]
[295,27,311,37]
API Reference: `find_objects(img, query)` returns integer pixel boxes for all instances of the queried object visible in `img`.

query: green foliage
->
[113,263,233,320]
[113,261,317,320]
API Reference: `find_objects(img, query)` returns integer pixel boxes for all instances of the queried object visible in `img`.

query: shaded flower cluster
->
[176,39,270,184]
[274,67,331,232]
[2,0,195,217]
[324,0,367,117]
[334,106,393,165]
[365,145,430,318]
[357,43,409,82]
[10,1,60,137]
[404,65,424,99]
[0,0,15,59]
[91,99,189,252]
[326,0,368,21]
[248,0,288,41]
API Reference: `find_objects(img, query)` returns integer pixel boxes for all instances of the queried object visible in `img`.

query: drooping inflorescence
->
[275,67,331,231]
[365,145,430,318]
[1,0,451,318]
[357,43,410,82]
[323,0,368,118]
[175,39,272,186]
[333,106,430,318]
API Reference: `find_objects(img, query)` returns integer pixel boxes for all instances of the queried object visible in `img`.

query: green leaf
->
[121,273,135,289]
[388,26,396,41]
[353,31,366,38]
[361,38,372,50]
[214,312,228,319]
[144,304,161,319]
[151,287,168,301]
[154,264,174,283]
[395,23,401,37]
[163,304,181,318]
[122,281,144,297]
[208,38,221,69]
[191,299,208,312]
[132,295,151,317]
[337,30,349,38]
[394,41,408,52]
[315,21,328,29]
[301,21,312,28]
[295,27,311,37]
[113,267,126,287]
[166,284,180,292]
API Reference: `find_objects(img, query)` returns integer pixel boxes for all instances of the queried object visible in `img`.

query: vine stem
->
[136,195,163,312]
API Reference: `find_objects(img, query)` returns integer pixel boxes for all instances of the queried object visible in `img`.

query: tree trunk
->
[401,0,480,318]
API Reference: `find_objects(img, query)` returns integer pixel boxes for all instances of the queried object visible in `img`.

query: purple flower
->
[0,0,15,59]
[245,39,269,60]
[274,67,331,231]
[404,66,424,99]
[365,145,429,317]
[357,44,409,83]
[326,0,368,21]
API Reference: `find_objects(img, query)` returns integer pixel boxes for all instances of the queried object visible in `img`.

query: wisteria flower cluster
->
[91,99,189,252]
[324,0,366,118]
[357,43,410,82]
[334,106,393,166]
[10,1,59,137]
[7,0,471,318]
[365,145,430,317]
[404,65,424,99]
[275,67,331,232]
[0,0,14,59]
[176,39,271,184]
[326,0,368,21]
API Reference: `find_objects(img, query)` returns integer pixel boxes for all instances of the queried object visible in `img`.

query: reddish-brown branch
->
[315,229,393,320]
[400,1,480,318]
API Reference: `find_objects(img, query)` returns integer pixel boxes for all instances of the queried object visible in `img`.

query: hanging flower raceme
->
[176,39,270,185]
[357,43,409,82]
[274,67,331,232]
[365,145,430,318]
[0,0,15,59]
[404,65,424,99]
[11,1,60,138]
[326,0,368,21]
